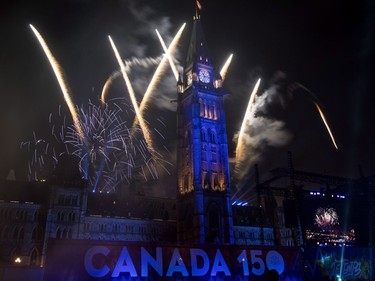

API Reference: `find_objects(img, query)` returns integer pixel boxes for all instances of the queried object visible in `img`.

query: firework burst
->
[23,99,171,193]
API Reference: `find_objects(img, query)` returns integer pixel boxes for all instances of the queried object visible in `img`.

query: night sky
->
[1,0,374,196]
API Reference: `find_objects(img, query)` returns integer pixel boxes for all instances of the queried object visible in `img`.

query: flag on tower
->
[196,0,202,10]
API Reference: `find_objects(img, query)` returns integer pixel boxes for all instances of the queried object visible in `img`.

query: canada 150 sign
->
[44,240,302,281]
[84,246,285,278]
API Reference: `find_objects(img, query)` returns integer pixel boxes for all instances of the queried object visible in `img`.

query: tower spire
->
[195,0,202,19]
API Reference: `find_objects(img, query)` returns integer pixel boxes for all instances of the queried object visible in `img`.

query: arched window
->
[31,227,37,240]
[30,249,39,266]
[203,171,211,189]
[33,211,38,221]
[37,227,43,240]
[201,128,207,142]
[199,99,204,117]
[18,227,24,241]
[201,144,207,162]
[56,228,61,238]
[12,227,18,240]
[2,226,9,240]
[213,174,220,190]
[209,129,217,144]
[208,105,213,119]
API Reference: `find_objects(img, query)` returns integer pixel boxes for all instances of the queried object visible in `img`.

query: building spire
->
[185,3,212,72]
[195,0,202,19]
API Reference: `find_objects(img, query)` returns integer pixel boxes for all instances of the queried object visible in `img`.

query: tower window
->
[201,129,207,142]
[209,130,217,144]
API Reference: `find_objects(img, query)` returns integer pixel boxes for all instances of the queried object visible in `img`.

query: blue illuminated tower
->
[177,12,234,244]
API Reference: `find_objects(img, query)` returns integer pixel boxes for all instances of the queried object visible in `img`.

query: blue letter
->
[84,246,110,278]
[190,248,209,276]
[112,247,138,277]
[166,248,189,277]
[141,247,163,277]
[211,249,231,276]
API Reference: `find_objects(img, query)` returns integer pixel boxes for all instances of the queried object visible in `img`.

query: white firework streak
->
[132,23,186,129]
[108,35,155,154]
[29,24,86,144]
[235,78,261,173]
[220,53,233,81]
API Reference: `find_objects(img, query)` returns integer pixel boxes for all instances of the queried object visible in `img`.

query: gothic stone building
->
[1,9,373,281]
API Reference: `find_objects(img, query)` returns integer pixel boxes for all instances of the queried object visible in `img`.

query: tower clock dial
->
[198,69,210,83]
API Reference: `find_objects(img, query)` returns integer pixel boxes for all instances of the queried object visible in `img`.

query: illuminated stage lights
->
[231,201,249,206]
[309,191,345,199]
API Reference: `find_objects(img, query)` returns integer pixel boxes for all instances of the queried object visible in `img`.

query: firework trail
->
[108,35,155,153]
[100,56,163,105]
[289,82,338,150]
[288,82,320,102]
[314,102,338,150]
[29,24,86,144]
[132,23,186,129]
[235,78,261,173]
[101,71,121,106]
[220,53,233,81]
[155,29,179,81]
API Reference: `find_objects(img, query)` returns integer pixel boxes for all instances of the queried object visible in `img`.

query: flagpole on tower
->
[195,0,202,18]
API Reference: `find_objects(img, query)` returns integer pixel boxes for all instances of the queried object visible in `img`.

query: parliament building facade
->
[1,9,374,281]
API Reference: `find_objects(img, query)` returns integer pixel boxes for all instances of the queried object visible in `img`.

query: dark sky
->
[1,0,374,194]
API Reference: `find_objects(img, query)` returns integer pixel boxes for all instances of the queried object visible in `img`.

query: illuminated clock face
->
[198,69,210,83]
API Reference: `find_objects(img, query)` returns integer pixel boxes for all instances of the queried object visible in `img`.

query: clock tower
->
[177,12,234,244]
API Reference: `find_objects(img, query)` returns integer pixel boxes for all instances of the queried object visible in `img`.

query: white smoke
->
[233,72,291,181]
[107,1,182,112]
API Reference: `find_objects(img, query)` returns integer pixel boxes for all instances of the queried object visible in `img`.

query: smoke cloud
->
[233,72,291,181]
